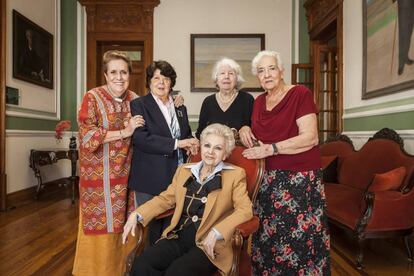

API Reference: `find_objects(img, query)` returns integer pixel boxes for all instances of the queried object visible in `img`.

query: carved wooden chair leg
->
[229,229,243,276]
[404,235,413,261]
[356,237,366,270]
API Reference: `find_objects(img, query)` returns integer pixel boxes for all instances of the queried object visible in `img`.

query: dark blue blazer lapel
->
[143,93,172,138]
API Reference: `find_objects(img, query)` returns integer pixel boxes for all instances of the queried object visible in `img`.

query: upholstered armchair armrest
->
[366,189,414,230]
[125,223,145,275]
[235,216,260,238]
[229,216,259,276]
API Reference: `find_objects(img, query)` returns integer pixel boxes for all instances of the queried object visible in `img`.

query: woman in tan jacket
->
[122,123,253,276]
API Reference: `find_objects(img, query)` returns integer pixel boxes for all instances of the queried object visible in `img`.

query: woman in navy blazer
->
[129,60,198,244]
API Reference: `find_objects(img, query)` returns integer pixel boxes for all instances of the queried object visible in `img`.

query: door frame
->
[305,0,343,134]
[87,32,153,94]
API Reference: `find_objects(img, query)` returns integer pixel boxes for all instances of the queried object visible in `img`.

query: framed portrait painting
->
[13,10,53,89]
[191,34,265,92]
[362,0,414,99]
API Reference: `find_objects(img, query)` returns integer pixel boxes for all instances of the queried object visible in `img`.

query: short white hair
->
[211,58,245,89]
[251,50,284,76]
[200,123,235,158]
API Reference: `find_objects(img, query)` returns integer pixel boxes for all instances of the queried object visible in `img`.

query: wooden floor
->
[0,189,413,276]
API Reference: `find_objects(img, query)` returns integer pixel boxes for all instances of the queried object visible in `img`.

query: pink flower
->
[274,202,282,209]
[282,192,292,201]
[55,120,71,140]
[301,222,310,231]
[284,246,292,255]
[275,256,283,263]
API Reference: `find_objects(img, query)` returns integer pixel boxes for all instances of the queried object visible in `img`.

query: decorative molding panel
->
[343,104,414,119]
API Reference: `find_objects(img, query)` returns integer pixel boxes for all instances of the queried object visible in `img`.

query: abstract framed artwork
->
[13,10,53,89]
[190,34,265,92]
[362,0,414,99]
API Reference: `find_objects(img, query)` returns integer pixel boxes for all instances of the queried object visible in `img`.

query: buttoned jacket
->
[129,93,193,195]
[135,164,253,276]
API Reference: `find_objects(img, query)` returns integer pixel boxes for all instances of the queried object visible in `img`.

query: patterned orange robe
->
[73,86,138,276]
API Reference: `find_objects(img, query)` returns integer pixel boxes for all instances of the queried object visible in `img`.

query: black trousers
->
[131,226,217,276]
[135,191,170,245]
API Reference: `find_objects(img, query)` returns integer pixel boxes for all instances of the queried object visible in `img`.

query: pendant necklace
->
[107,85,127,103]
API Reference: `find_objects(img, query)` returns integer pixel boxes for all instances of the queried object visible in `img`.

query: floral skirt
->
[251,169,330,276]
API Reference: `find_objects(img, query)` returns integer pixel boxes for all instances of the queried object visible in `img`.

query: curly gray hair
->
[251,50,284,76]
[200,123,235,158]
[211,58,245,89]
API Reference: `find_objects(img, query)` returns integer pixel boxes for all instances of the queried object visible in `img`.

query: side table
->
[29,136,79,203]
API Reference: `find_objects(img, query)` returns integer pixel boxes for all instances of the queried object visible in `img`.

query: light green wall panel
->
[60,0,78,130]
[345,97,414,114]
[6,117,57,130]
[6,0,78,130]
[344,111,414,131]
[299,0,309,64]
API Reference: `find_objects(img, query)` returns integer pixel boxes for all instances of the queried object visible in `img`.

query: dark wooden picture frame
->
[191,34,265,92]
[13,10,53,89]
[362,0,414,99]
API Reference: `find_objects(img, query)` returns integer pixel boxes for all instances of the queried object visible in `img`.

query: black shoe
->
[407,59,414,65]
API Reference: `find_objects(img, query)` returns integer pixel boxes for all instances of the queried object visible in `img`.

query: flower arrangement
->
[55,120,72,140]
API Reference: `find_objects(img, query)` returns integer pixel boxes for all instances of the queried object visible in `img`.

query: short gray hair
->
[211,58,245,89]
[200,123,235,158]
[251,50,284,76]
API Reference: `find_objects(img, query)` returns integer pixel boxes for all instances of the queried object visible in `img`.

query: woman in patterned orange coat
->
[72,50,145,275]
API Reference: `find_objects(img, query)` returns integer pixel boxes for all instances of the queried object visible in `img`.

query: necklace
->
[217,90,238,105]
[106,85,127,103]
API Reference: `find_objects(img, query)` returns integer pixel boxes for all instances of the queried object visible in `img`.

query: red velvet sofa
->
[320,128,414,269]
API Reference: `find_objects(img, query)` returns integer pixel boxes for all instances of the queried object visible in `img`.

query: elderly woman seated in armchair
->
[122,123,253,276]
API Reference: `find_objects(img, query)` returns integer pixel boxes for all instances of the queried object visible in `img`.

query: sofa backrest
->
[338,138,414,191]
[320,140,355,164]
[321,140,354,155]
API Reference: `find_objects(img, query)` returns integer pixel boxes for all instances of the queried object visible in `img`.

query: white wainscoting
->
[5,130,77,194]
[343,130,414,154]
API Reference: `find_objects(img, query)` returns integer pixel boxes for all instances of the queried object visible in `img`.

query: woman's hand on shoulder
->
[173,94,184,107]
[238,126,256,148]
[122,211,138,244]
[178,137,199,156]
[242,141,273,159]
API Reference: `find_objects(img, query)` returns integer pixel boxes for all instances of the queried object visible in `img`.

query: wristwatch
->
[271,143,279,155]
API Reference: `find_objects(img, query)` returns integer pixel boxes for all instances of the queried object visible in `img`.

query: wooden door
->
[97,41,146,96]
[303,0,343,143]
[292,63,314,91]
[79,0,159,98]
[314,44,339,142]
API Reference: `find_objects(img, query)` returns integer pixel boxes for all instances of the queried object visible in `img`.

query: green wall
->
[298,0,310,64]
[6,0,78,130]
[343,97,414,131]
[344,111,414,131]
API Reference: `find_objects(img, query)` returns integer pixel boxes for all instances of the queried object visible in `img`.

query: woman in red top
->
[240,50,330,275]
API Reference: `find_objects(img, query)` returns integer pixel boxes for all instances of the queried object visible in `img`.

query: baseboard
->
[6,178,70,208]
[6,186,37,208]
